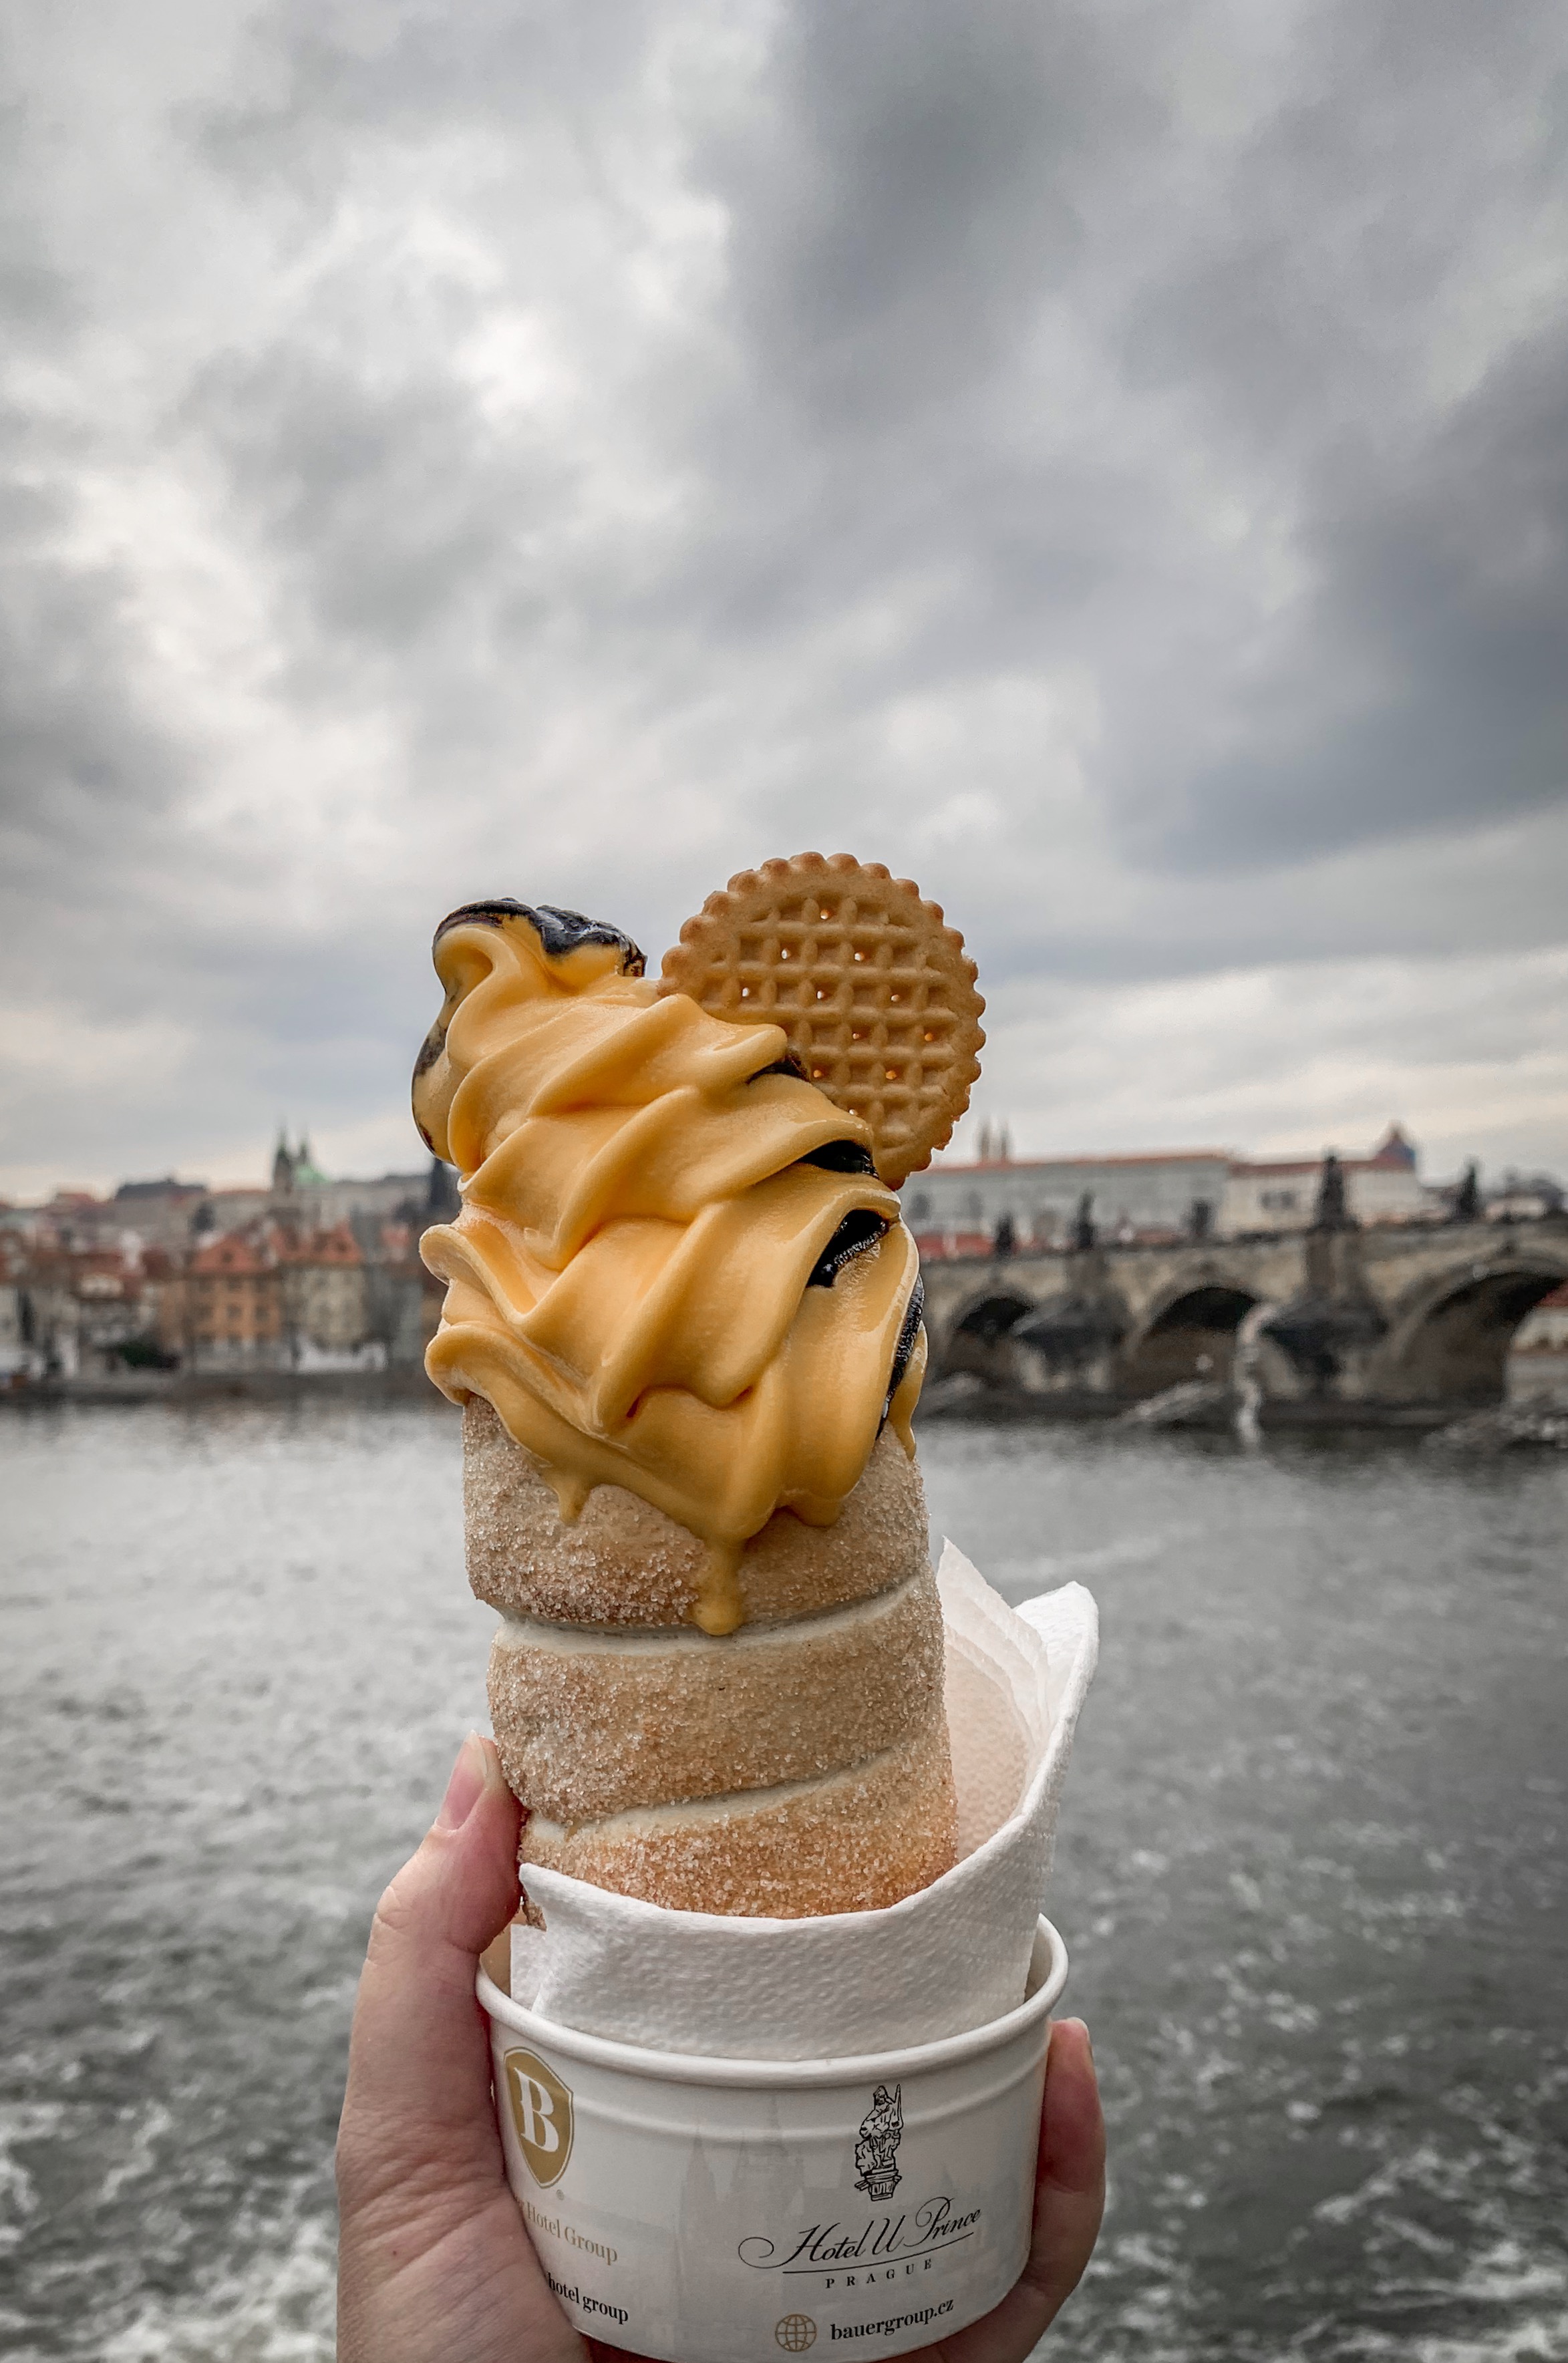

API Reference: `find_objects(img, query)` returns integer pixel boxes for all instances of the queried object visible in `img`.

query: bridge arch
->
[1380,1251,1568,1406]
[1121,1275,1261,1396]
[937,1287,1036,1381]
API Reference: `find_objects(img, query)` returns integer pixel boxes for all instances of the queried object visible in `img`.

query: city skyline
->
[14,1108,1563,1240]
[3,1100,1552,1214]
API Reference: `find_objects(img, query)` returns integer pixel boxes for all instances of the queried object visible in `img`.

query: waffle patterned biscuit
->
[657,853,984,1187]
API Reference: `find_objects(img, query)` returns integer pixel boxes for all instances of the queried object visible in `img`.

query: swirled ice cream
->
[414,899,925,1635]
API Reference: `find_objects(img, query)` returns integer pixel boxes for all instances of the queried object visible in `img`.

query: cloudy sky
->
[3,0,1565,1201]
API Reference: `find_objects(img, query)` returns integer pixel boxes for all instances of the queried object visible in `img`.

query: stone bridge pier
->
[917,1217,1568,1420]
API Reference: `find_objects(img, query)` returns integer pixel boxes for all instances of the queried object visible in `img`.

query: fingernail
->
[436,1731,490,1831]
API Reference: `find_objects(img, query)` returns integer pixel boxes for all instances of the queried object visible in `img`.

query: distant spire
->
[291,1134,328,1187]
[426,1156,460,1221]
[1372,1122,1417,1171]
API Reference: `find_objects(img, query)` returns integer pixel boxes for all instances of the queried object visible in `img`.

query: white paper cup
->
[478,1915,1068,2362]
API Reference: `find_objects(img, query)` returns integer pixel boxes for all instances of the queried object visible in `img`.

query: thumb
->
[337,1732,522,2219]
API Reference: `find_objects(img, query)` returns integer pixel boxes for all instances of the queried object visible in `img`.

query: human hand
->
[906,2014,1104,2362]
[336,1732,581,2363]
[335,1732,1105,2363]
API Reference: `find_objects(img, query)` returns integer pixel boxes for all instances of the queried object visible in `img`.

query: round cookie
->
[656,852,985,1187]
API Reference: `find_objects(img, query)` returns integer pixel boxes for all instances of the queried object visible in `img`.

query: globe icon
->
[775,2316,817,2353]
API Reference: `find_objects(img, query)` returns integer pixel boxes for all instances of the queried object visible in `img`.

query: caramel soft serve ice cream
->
[414,863,984,1917]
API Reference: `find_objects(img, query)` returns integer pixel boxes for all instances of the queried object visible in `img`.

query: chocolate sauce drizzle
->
[801,1138,878,1175]
[433,899,646,973]
[414,900,647,1127]
[882,1274,925,1428]
[807,1209,888,1289]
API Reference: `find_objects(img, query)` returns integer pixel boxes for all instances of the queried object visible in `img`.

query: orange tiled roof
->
[190,1233,275,1276]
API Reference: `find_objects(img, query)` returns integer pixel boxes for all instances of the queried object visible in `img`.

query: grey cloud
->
[198,0,667,185]
[0,145,176,882]
[1117,0,1568,442]
[1139,319,1568,869]
[188,347,531,661]
[0,454,190,905]
[702,3,1119,431]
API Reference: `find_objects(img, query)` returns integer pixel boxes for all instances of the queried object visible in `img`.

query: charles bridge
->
[917,1216,1568,1419]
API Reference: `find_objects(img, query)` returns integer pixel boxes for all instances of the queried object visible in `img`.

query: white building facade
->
[1221,1126,1430,1234]
[901,1150,1233,1247]
[901,1125,1434,1247]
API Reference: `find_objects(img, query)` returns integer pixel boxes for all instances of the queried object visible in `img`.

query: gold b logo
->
[502,2049,574,2188]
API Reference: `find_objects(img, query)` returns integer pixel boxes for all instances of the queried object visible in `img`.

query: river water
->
[1,1401,1564,2362]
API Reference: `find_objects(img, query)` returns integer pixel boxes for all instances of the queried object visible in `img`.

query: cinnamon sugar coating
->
[488,1567,945,1824]
[464,1396,929,1629]
[520,1707,959,1917]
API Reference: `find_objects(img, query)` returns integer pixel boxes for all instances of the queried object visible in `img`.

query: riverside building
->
[901,1123,1434,1252]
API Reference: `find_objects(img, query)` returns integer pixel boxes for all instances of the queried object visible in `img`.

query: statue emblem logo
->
[852,2081,904,2201]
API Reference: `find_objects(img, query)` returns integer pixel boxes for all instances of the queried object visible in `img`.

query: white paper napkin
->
[507,1545,1098,2059]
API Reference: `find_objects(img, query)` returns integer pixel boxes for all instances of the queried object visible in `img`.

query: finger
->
[337,1732,522,2213]
[1020,2018,1106,2320]
[941,2016,1105,2360]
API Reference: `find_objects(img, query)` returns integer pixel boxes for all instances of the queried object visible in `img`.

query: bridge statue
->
[1450,1161,1481,1224]
[1313,1152,1352,1233]
[1072,1192,1097,1253]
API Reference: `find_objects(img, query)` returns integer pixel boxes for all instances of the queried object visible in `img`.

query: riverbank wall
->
[1,1366,455,1410]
